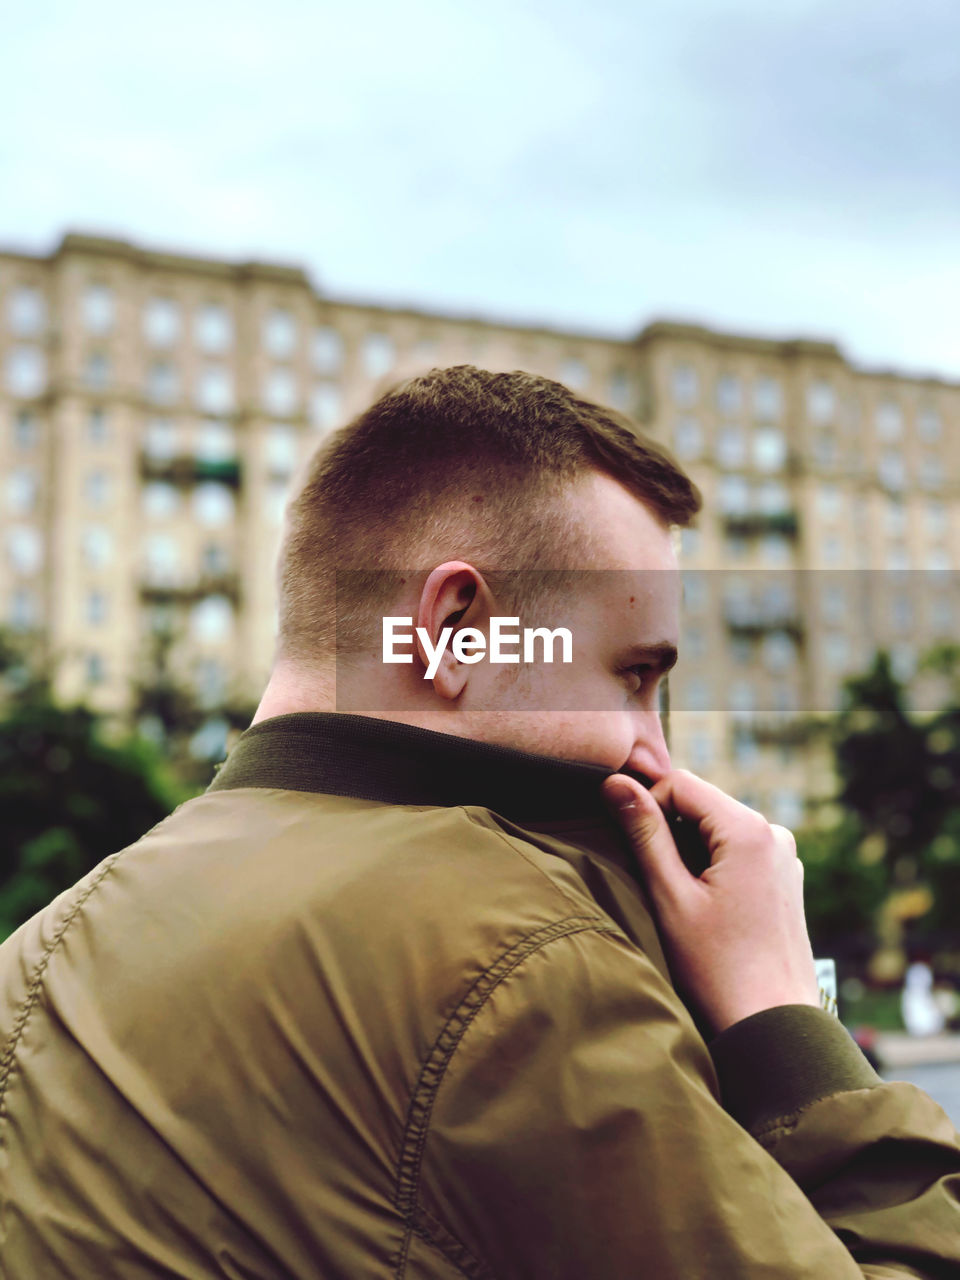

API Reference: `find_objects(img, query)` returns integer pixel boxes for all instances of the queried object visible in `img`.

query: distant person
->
[903,956,947,1036]
[2,367,959,1277]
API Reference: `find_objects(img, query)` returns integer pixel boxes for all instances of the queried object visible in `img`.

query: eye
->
[620,664,655,695]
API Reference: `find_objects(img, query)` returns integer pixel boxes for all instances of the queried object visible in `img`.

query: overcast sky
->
[1,0,958,377]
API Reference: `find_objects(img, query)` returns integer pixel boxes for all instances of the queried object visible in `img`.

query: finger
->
[602,774,695,909]
[650,769,766,845]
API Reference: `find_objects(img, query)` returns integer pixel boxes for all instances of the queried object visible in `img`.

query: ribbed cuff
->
[708,1004,882,1134]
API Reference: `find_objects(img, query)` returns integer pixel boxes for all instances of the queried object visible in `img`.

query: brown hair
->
[276,365,701,665]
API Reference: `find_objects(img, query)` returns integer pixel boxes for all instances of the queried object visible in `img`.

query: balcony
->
[721,510,799,539]
[139,452,242,488]
[139,571,242,605]
[723,601,804,641]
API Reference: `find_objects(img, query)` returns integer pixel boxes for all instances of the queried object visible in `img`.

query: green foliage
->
[797,813,888,957]
[0,635,198,941]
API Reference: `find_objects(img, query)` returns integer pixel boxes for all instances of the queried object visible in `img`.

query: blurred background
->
[0,0,958,1110]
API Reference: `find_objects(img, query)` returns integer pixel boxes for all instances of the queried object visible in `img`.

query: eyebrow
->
[616,642,679,674]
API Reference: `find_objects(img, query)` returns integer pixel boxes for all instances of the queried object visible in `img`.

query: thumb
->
[602,774,694,909]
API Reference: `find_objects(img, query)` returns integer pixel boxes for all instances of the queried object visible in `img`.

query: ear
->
[415,561,494,700]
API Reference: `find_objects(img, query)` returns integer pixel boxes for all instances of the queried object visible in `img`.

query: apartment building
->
[0,232,957,823]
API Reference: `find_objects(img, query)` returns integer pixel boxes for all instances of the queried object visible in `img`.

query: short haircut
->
[276,364,702,665]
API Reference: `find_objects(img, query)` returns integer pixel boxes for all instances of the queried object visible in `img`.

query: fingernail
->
[604,781,637,812]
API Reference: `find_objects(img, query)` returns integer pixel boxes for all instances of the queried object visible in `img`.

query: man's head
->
[257,365,701,777]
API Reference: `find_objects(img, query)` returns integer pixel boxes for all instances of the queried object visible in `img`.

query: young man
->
[1,366,958,1277]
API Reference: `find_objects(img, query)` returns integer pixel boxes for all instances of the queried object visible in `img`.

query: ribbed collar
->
[205,711,651,825]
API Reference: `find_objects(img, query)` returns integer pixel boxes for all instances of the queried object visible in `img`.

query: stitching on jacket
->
[393,916,621,1277]
[408,1204,496,1280]
[458,806,602,918]
[0,848,127,1137]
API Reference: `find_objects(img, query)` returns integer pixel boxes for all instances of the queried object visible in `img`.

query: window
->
[195,303,232,353]
[85,352,111,390]
[728,635,753,666]
[264,308,297,359]
[671,363,698,407]
[266,425,298,475]
[756,481,789,515]
[86,589,109,625]
[560,356,588,390]
[890,593,913,631]
[14,409,38,448]
[772,791,803,829]
[875,400,903,441]
[263,368,298,417]
[147,361,179,404]
[201,542,230,576]
[313,326,344,374]
[926,548,951,571]
[414,336,440,366]
[362,332,395,380]
[717,474,750,514]
[311,383,341,431]
[752,375,782,421]
[84,470,112,509]
[5,469,37,514]
[716,373,742,416]
[688,731,713,769]
[5,346,46,397]
[143,481,180,519]
[8,285,46,336]
[806,380,836,424]
[673,417,702,460]
[821,583,845,624]
[195,366,234,414]
[884,499,907,537]
[266,480,290,526]
[195,656,228,708]
[813,431,839,468]
[890,645,916,681]
[87,407,110,445]
[190,594,234,643]
[878,450,906,491]
[6,527,43,574]
[81,525,113,569]
[822,534,843,565]
[144,418,176,460]
[193,482,235,527]
[680,526,701,559]
[924,501,947,539]
[918,406,942,442]
[9,586,38,631]
[682,571,706,613]
[716,425,746,468]
[196,420,236,463]
[761,534,793,566]
[919,455,943,490]
[762,631,795,672]
[143,534,180,584]
[83,284,114,334]
[753,426,786,471]
[189,715,230,762]
[816,485,842,520]
[84,652,107,685]
[824,633,849,670]
[608,369,631,410]
[885,545,911,571]
[144,298,180,347]
[686,677,711,710]
[730,682,755,714]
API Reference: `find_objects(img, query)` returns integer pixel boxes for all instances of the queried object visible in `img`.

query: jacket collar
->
[205,711,650,825]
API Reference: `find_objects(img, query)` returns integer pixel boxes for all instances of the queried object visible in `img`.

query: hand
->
[603,768,821,1035]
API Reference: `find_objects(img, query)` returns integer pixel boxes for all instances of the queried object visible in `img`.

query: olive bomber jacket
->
[1,712,959,1278]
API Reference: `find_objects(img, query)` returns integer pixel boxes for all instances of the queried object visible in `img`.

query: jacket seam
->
[393,916,622,1278]
[458,806,598,917]
[0,848,127,1136]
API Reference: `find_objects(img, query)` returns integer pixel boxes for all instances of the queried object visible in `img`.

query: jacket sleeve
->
[412,921,960,1279]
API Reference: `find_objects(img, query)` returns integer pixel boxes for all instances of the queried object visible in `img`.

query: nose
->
[623,709,672,783]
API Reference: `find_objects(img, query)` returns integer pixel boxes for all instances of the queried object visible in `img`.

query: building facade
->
[0,232,957,822]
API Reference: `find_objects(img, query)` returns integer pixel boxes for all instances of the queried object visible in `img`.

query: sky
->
[1,0,958,378]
